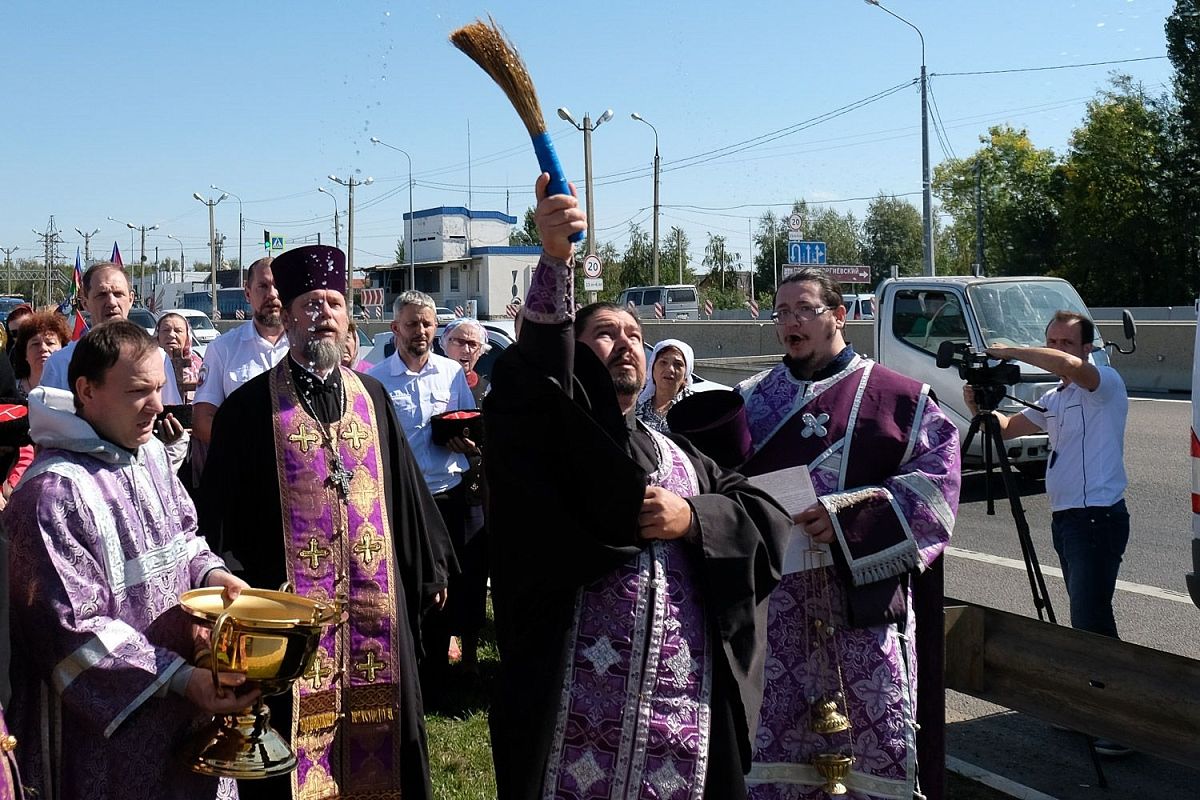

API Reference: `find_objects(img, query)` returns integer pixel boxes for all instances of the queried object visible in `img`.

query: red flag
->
[71,312,88,342]
[110,241,123,266]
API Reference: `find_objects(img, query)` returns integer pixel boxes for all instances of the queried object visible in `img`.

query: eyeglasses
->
[771,305,830,325]
[447,337,483,351]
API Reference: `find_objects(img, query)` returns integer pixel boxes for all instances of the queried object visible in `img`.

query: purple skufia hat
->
[667,390,753,469]
[272,245,347,305]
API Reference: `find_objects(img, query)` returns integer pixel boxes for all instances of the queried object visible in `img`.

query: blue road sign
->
[788,241,827,265]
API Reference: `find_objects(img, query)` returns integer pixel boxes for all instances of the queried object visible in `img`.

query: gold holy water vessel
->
[179,587,341,778]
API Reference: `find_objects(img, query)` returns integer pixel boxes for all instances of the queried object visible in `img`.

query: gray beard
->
[256,309,282,328]
[302,339,341,373]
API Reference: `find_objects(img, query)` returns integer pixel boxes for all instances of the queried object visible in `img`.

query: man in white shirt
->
[192,257,288,445]
[42,263,183,407]
[367,290,473,703]
[964,310,1130,642]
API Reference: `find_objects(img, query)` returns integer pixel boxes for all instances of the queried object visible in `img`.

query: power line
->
[933,54,1167,78]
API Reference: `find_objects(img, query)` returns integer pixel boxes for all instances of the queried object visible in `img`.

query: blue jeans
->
[1051,500,1130,638]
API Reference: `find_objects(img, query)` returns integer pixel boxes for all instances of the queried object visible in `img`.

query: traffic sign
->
[787,240,827,265]
[781,264,871,284]
[583,277,603,292]
[582,254,603,279]
[704,298,714,318]
[787,213,803,232]
[271,236,285,251]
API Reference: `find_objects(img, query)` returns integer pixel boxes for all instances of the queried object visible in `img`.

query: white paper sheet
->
[749,465,835,575]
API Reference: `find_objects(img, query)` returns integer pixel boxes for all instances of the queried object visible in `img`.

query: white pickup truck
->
[872,275,1131,477]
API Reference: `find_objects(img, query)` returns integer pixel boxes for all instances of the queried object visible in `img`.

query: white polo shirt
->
[42,340,183,405]
[367,351,474,495]
[194,321,289,408]
[1021,365,1128,511]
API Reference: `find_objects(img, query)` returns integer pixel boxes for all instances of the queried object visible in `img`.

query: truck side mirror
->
[1104,310,1137,355]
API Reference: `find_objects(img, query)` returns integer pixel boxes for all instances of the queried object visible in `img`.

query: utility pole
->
[193,192,228,318]
[329,174,374,314]
[368,138,416,292]
[1,247,18,296]
[74,227,100,263]
[677,228,683,284]
[211,185,244,271]
[974,158,985,277]
[631,113,661,285]
[557,107,614,303]
[34,216,65,306]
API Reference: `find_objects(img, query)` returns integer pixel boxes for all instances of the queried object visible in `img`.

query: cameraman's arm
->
[986,344,1100,391]
[962,386,1042,441]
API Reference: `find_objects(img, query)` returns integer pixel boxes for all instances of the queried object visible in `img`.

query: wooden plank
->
[945,598,1200,767]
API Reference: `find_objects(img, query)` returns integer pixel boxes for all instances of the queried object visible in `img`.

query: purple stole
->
[542,428,712,800]
[742,359,928,626]
[271,363,404,800]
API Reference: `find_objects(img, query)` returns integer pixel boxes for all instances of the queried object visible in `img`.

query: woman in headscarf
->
[155,312,202,398]
[636,337,695,433]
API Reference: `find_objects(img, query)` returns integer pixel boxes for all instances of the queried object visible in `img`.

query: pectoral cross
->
[298,537,331,570]
[328,452,353,497]
[353,529,384,566]
[354,650,387,682]
[341,420,369,450]
[289,424,320,454]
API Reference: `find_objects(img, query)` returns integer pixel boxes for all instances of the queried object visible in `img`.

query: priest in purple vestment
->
[4,320,259,800]
[484,175,792,800]
[736,268,961,800]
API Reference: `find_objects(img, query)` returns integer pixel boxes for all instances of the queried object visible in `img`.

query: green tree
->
[702,233,740,300]
[659,226,698,286]
[862,194,923,283]
[753,211,787,296]
[394,238,405,265]
[934,125,1059,277]
[806,207,863,267]
[1164,0,1200,295]
[508,207,541,246]
[618,223,654,288]
[1057,77,1175,304]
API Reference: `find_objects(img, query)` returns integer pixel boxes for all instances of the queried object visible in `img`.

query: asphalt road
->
[944,396,1199,798]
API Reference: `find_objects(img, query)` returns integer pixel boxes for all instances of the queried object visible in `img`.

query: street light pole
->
[74,227,99,263]
[369,137,416,292]
[329,174,374,314]
[166,234,185,282]
[1,247,18,295]
[317,187,341,250]
[107,217,159,299]
[193,192,228,318]
[631,113,661,285]
[211,185,244,272]
[557,107,614,302]
[866,0,934,276]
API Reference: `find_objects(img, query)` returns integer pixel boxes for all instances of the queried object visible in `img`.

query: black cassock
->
[484,320,791,800]
[198,360,450,800]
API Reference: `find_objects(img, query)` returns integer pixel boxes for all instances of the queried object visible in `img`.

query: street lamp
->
[865,0,934,276]
[74,227,100,263]
[630,112,661,285]
[316,187,341,250]
[192,192,228,318]
[107,217,160,297]
[166,234,185,283]
[368,137,416,292]
[558,107,614,302]
[211,184,244,272]
[328,174,374,313]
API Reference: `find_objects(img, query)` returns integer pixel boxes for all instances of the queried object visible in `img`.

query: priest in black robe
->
[484,176,792,800]
[199,245,450,800]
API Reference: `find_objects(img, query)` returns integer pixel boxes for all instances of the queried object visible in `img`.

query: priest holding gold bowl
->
[3,320,259,800]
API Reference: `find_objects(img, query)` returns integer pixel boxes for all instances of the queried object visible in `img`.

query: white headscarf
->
[638,338,695,405]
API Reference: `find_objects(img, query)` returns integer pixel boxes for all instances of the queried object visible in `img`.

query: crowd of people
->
[0,170,1132,799]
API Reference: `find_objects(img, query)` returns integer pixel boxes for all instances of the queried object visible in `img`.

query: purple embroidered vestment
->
[739,357,960,800]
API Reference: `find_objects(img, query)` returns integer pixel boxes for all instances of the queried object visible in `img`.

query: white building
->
[366,206,541,318]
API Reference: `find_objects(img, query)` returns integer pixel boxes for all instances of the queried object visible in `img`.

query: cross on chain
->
[328,453,353,498]
[341,420,369,450]
[352,529,383,566]
[288,424,320,454]
[298,537,331,570]
[354,651,387,682]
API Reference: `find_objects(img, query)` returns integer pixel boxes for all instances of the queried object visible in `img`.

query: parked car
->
[128,306,158,335]
[163,308,219,344]
[842,293,875,320]
[0,296,28,324]
[617,285,700,320]
[435,307,457,324]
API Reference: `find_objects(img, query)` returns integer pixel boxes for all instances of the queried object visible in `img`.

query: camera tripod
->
[962,406,1056,624]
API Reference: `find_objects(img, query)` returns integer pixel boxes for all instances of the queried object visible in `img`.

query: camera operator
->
[963,310,1129,656]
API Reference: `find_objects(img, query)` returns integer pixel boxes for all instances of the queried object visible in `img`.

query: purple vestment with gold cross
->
[271,363,406,799]
[738,356,960,800]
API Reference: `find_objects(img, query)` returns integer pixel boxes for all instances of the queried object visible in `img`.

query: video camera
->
[935,341,1020,412]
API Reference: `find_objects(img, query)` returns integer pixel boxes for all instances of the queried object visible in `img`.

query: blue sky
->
[0,0,1179,276]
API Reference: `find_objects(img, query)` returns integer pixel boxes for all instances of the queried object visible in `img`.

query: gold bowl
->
[812,752,852,795]
[179,587,340,779]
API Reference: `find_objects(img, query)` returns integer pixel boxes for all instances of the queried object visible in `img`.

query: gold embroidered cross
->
[354,651,387,682]
[352,529,383,566]
[298,537,331,570]
[305,653,330,690]
[341,420,369,450]
[288,424,320,454]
